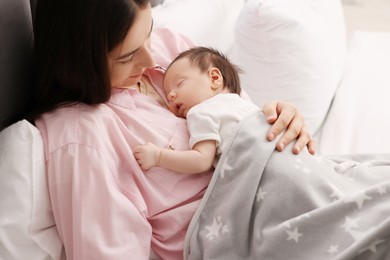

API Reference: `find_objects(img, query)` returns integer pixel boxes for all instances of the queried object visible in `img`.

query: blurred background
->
[342,0,390,35]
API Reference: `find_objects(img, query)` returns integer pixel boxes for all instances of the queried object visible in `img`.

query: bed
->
[151,0,390,155]
[1,0,390,259]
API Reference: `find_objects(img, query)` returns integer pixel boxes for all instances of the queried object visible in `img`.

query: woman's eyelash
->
[119,55,134,65]
[120,58,133,65]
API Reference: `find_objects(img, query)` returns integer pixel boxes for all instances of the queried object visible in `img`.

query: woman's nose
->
[138,43,155,69]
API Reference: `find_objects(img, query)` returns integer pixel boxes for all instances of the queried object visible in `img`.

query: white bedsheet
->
[317,31,390,155]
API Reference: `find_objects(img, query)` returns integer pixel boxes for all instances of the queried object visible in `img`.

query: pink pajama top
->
[35,28,212,260]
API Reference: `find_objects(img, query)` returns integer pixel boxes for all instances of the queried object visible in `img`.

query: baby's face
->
[163,58,216,118]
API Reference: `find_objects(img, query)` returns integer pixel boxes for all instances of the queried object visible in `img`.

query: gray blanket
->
[184,111,390,260]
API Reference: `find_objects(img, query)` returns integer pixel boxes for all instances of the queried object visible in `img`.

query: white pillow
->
[152,0,245,53]
[318,31,390,155]
[230,0,347,136]
[0,120,63,260]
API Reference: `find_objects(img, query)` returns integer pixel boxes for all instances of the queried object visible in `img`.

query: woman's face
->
[108,4,155,88]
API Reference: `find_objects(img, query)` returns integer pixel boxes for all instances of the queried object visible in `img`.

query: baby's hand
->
[134,143,160,170]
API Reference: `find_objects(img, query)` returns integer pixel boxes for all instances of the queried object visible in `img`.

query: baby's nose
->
[167,92,176,101]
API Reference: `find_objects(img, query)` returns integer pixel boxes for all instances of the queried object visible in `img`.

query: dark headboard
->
[0,0,35,130]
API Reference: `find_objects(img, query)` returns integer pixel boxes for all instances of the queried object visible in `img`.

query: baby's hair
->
[168,47,242,94]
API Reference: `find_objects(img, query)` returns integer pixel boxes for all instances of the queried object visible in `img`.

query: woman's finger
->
[267,102,296,141]
[261,101,279,125]
[275,113,303,151]
[291,126,316,154]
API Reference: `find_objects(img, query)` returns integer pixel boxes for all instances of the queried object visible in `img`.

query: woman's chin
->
[114,78,139,88]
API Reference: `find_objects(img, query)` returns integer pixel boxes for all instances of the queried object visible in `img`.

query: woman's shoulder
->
[35,103,114,153]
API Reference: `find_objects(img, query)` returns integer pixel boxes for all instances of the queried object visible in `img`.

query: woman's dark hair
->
[29,0,150,121]
[169,47,242,95]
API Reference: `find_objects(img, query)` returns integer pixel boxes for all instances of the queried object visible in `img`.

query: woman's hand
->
[262,101,316,155]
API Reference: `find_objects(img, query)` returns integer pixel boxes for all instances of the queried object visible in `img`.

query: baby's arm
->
[134,140,216,174]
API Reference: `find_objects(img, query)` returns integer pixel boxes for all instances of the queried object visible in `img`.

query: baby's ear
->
[208,68,223,90]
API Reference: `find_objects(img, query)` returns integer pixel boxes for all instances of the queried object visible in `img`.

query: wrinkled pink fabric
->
[36,28,212,260]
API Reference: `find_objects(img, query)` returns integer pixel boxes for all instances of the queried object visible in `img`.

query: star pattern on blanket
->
[328,245,339,255]
[329,183,345,201]
[344,192,372,209]
[205,215,229,240]
[286,227,303,243]
[359,239,386,254]
[341,216,360,233]
[345,225,387,255]
[191,118,390,260]
[293,157,312,175]
[256,188,267,202]
[219,156,233,179]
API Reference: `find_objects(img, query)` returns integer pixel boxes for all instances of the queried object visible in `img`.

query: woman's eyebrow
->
[116,19,154,61]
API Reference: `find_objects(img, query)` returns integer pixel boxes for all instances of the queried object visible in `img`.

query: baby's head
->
[163,47,241,117]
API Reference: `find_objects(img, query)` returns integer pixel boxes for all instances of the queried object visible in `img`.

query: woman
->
[31,0,315,259]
